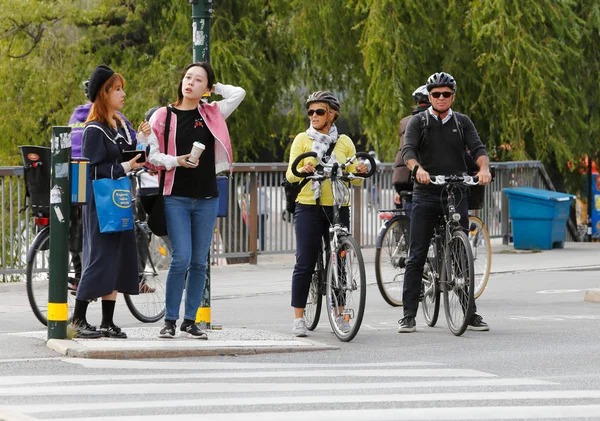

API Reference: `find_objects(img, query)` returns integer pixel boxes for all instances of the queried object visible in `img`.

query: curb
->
[46,338,339,359]
[0,408,37,421]
[584,288,600,303]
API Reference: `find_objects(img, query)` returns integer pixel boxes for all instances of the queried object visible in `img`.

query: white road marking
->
[0,368,494,386]
[46,405,600,421]
[5,390,600,414]
[0,378,553,397]
[62,360,444,370]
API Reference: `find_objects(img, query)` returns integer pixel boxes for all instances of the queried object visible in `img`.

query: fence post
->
[48,127,71,339]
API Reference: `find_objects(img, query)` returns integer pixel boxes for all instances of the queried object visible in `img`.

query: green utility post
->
[191,0,215,329]
[191,0,214,63]
[48,127,72,339]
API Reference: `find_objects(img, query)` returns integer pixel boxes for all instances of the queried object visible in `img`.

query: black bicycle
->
[24,161,170,325]
[420,174,478,336]
[291,151,376,342]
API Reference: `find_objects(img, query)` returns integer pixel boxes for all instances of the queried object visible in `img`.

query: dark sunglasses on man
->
[307,108,327,117]
[430,91,453,99]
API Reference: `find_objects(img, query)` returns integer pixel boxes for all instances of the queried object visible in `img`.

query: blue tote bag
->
[92,177,134,233]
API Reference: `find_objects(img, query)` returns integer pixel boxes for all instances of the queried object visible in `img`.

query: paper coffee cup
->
[187,142,205,165]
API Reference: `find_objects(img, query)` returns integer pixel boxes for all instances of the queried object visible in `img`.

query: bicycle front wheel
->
[469,216,491,299]
[304,240,325,331]
[421,252,440,327]
[375,217,409,307]
[326,235,366,342]
[442,230,475,336]
[124,231,170,323]
[26,230,79,326]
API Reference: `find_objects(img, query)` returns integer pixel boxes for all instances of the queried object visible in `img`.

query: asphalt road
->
[0,265,599,420]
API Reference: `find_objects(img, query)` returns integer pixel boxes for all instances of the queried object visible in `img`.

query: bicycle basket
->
[19,145,51,217]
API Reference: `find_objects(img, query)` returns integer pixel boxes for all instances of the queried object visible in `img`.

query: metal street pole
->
[191,0,214,63]
[190,0,214,329]
[48,127,71,339]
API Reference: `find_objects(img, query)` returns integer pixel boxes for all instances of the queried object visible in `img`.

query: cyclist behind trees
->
[392,85,431,210]
[287,91,367,337]
[398,72,492,333]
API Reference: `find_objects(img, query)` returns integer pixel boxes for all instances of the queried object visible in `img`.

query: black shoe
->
[158,320,176,338]
[180,321,208,340]
[467,313,490,331]
[71,322,103,339]
[100,324,127,339]
[398,316,416,333]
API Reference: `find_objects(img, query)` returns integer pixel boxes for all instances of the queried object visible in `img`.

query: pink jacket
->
[144,82,245,195]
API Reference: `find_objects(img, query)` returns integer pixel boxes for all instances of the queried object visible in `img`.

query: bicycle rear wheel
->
[326,235,366,342]
[375,216,409,307]
[304,239,325,331]
[421,249,440,327]
[469,216,491,299]
[26,230,79,326]
[442,230,475,336]
[124,229,170,323]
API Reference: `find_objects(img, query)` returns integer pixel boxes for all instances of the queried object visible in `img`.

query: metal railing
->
[1,160,580,280]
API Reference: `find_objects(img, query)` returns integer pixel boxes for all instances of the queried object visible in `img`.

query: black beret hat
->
[88,64,114,103]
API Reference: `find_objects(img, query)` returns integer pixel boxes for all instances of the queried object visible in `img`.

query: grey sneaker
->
[335,315,351,333]
[291,318,308,337]
[398,315,416,333]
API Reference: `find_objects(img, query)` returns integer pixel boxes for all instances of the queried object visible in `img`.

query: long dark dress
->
[77,121,139,300]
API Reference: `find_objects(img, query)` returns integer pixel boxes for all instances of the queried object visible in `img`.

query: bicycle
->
[291,151,376,342]
[374,192,412,307]
[24,161,170,326]
[419,174,478,336]
[375,192,493,306]
[469,214,491,299]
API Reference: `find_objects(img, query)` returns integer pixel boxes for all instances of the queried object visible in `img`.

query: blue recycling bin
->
[504,187,575,250]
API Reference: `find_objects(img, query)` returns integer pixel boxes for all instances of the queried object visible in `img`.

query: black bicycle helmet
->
[412,85,429,103]
[426,72,456,92]
[305,91,341,112]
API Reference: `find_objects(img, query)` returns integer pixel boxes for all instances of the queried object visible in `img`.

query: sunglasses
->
[430,91,454,99]
[307,108,327,117]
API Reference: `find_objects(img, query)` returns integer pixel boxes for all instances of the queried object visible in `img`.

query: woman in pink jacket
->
[145,62,245,339]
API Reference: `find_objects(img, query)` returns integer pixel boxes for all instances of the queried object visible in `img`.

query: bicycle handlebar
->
[429,174,479,186]
[290,151,377,180]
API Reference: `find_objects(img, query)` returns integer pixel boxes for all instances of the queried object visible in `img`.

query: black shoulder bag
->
[147,107,172,236]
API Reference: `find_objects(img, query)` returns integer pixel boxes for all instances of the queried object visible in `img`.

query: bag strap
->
[157,107,172,197]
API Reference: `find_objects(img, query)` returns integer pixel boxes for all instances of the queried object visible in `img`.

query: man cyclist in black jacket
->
[399,72,492,333]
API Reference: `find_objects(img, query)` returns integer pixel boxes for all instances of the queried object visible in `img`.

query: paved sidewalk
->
[1,242,599,359]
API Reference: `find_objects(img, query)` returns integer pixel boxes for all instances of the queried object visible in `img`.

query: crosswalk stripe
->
[6,390,600,414]
[0,368,494,386]
[45,404,600,421]
[0,378,554,397]
[62,360,444,370]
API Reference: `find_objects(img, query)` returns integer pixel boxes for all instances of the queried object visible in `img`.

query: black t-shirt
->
[171,108,218,198]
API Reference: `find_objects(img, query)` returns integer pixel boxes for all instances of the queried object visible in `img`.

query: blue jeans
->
[164,195,218,321]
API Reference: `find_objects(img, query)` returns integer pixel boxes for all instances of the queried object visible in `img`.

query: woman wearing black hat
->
[72,64,145,339]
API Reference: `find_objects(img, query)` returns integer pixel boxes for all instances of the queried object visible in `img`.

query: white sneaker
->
[291,318,308,337]
[335,315,351,333]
